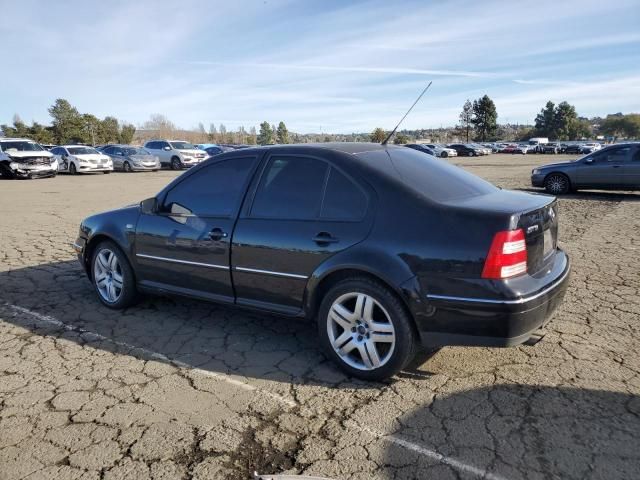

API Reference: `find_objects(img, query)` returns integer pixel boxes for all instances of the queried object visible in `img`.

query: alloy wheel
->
[93,248,124,303]
[326,292,396,371]
[546,174,568,194]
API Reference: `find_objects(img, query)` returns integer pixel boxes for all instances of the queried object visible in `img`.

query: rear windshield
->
[363,148,498,202]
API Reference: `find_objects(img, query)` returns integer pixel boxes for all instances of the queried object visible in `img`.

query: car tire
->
[468,151,475,157]
[103,171,110,174]
[318,277,416,381]
[440,151,448,158]
[171,157,182,170]
[544,173,570,195]
[90,240,138,309]
[123,161,132,172]
[69,162,77,175]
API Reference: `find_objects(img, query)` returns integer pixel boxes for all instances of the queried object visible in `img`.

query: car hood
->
[129,154,157,161]
[538,160,576,169]
[5,150,53,159]
[74,153,111,160]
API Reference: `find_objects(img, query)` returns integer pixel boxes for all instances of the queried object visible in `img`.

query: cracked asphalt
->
[1,153,639,480]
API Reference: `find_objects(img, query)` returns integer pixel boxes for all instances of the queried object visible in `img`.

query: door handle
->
[313,232,339,244]
[208,228,228,241]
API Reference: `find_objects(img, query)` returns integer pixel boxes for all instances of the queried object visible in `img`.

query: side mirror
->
[140,197,157,215]
[163,146,171,151]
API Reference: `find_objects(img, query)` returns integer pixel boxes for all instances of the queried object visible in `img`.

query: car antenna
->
[381,81,432,146]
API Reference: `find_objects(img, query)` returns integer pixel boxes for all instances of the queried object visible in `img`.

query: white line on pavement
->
[3,303,297,408]
[347,420,509,480]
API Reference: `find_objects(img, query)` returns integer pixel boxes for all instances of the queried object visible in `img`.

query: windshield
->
[170,141,195,150]
[0,141,46,152]
[67,147,100,155]
[123,147,149,156]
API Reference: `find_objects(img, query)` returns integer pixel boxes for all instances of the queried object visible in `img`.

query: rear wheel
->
[318,277,416,381]
[544,173,570,195]
[468,151,475,157]
[171,157,182,170]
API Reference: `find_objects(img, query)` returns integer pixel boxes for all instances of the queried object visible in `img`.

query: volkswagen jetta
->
[74,144,570,380]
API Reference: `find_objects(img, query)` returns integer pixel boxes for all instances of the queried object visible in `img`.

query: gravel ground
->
[1,153,639,480]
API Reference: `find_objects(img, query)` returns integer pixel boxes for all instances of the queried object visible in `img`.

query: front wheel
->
[318,277,416,381]
[91,241,138,309]
[440,151,448,158]
[69,162,77,175]
[171,157,182,170]
[103,171,110,174]
[468,151,475,157]
[123,161,132,172]
[544,173,570,195]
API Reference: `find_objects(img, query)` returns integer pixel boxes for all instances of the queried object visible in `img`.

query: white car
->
[424,144,458,158]
[0,137,58,179]
[143,140,207,170]
[51,145,113,174]
[581,142,602,154]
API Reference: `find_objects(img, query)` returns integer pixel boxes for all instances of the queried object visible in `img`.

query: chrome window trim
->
[234,266,308,280]
[426,266,570,305]
[136,253,228,270]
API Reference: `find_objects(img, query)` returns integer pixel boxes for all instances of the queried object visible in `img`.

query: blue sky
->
[1,0,639,133]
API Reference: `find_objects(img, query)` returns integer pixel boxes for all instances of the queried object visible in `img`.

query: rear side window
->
[363,148,498,202]
[161,157,256,217]
[321,167,367,220]
[251,156,328,219]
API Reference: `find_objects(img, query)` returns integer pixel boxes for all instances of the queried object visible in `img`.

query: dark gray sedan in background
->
[102,145,160,172]
[532,143,640,194]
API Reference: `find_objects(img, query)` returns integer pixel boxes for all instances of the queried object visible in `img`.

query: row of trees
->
[1,99,136,145]
[257,121,290,145]
[598,113,640,139]
[531,101,590,140]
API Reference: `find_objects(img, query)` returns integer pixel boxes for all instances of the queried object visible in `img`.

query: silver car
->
[102,145,160,172]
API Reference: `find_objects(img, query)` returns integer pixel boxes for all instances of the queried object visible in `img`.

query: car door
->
[103,146,121,169]
[622,146,640,188]
[231,153,372,314]
[55,147,70,172]
[134,155,259,302]
[575,148,626,188]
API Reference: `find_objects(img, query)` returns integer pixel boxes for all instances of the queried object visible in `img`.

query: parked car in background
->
[470,143,491,155]
[204,145,235,157]
[143,140,207,170]
[581,142,602,154]
[515,144,533,154]
[51,145,113,174]
[404,144,435,156]
[540,142,561,154]
[448,143,485,156]
[74,143,570,380]
[497,144,517,153]
[531,143,640,194]
[422,143,457,158]
[102,145,160,172]
[195,143,218,150]
[0,138,57,179]
[563,143,584,154]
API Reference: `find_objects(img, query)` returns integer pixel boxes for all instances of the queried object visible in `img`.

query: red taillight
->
[481,229,528,279]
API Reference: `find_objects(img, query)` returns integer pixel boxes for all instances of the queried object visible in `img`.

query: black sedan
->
[448,143,485,156]
[532,143,640,194]
[74,144,570,380]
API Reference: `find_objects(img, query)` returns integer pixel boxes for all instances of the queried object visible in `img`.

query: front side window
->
[161,157,256,217]
[251,156,328,219]
[589,147,631,163]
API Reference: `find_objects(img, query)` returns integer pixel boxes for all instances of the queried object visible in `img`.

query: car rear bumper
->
[415,251,571,348]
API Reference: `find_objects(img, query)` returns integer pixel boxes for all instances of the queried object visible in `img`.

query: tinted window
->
[321,168,367,220]
[365,148,498,202]
[162,157,256,217]
[251,156,328,219]
[103,147,115,154]
[145,142,156,149]
[590,147,631,163]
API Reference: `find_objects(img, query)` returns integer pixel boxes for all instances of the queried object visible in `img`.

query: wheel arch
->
[83,232,134,278]
[544,171,572,186]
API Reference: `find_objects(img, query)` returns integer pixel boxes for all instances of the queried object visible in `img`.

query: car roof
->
[60,144,99,148]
